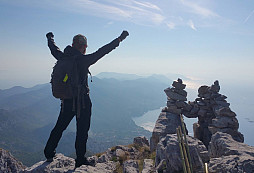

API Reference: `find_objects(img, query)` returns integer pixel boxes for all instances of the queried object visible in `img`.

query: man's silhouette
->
[44,31,129,168]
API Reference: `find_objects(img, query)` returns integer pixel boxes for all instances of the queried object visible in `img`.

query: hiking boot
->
[75,157,95,168]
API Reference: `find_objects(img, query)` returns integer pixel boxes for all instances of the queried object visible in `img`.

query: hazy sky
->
[0,0,254,89]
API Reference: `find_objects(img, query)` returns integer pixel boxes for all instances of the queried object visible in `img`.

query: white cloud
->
[132,0,161,11]
[166,22,176,29]
[188,20,197,31]
[244,10,254,24]
[66,0,165,25]
[180,0,219,18]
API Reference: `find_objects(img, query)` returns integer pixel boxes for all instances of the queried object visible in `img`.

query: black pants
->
[44,95,92,160]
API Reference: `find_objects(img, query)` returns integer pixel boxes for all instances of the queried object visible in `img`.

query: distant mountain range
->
[1,72,253,166]
[0,73,172,166]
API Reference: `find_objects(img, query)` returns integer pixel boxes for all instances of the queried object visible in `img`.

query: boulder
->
[208,126,244,143]
[0,148,25,173]
[209,132,253,158]
[133,136,149,147]
[208,132,254,172]
[123,160,139,173]
[155,134,209,173]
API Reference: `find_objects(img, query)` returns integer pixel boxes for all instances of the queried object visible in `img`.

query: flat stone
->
[215,100,230,107]
[167,101,175,107]
[214,107,236,117]
[211,116,239,129]
[183,111,198,118]
[171,88,187,97]
[164,88,187,101]
[214,95,227,101]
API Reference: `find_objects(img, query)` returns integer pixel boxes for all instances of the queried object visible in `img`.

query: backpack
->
[50,56,81,100]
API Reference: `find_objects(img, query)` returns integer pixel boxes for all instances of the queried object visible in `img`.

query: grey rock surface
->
[209,132,254,158]
[123,160,139,173]
[150,112,182,151]
[0,148,25,173]
[142,159,156,173]
[155,134,209,173]
[208,132,254,173]
[133,136,149,147]
[24,153,117,173]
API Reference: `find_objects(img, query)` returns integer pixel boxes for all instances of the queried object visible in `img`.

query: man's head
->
[72,34,87,54]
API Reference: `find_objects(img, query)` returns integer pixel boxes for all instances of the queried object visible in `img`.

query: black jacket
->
[47,36,120,89]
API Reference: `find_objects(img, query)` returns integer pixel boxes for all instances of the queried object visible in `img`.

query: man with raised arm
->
[44,31,129,168]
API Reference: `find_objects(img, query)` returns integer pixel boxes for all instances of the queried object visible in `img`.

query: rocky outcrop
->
[23,153,116,173]
[208,107,244,143]
[0,148,25,173]
[21,136,155,173]
[150,79,188,151]
[208,132,254,172]
[155,134,209,173]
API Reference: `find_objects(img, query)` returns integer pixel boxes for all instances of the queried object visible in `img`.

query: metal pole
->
[204,163,209,173]
[180,114,193,173]
[177,127,187,173]
[179,127,191,173]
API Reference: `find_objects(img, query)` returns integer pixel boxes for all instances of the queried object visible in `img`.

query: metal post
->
[180,114,193,173]
[177,127,187,173]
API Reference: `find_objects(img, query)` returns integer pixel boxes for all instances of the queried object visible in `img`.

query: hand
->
[46,32,54,39]
[118,31,129,41]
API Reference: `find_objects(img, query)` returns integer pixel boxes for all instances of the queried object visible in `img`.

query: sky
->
[0,0,254,89]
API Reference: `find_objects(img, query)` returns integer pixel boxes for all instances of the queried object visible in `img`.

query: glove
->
[118,31,129,41]
[46,32,54,39]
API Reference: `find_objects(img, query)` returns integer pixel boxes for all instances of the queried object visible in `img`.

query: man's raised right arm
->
[46,32,63,60]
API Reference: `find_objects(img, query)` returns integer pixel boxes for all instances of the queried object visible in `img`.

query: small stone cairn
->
[163,78,192,114]
[183,80,244,148]
[150,78,189,151]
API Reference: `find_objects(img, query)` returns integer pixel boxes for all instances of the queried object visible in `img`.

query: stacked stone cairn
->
[163,78,191,114]
[183,80,244,148]
[150,78,190,151]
